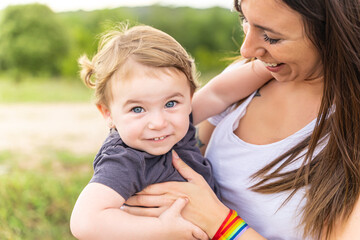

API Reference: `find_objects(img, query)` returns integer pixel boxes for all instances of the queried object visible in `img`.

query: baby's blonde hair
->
[79,22,198,107]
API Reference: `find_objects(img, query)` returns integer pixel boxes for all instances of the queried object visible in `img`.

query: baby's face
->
[108,66,192,155]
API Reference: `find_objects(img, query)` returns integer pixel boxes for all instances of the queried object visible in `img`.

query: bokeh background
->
[0,1,244,239]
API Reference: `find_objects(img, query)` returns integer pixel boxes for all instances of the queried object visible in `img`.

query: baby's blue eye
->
[165,101,177,108]
[131,107,144,113]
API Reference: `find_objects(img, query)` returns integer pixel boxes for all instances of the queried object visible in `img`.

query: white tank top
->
[206,92,317,240]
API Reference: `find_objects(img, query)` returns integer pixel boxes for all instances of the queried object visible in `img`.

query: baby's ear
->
[96,104,114,128]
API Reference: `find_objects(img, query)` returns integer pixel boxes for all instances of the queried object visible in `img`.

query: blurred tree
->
[132,6,243,75]
[0,4,70,79]
[0,5,243,80]
[58,5,243,79]
[58,8,136,77]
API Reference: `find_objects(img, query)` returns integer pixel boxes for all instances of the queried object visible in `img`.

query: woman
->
[124,0,360,239]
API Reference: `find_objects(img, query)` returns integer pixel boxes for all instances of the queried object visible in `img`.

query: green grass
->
[0,149,94,240]
[0,76,93,103]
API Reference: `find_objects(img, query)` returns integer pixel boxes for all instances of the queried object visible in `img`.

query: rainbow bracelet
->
[212,209,249,240]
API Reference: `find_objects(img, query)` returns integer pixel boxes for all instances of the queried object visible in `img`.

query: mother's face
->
[239,0,323,83]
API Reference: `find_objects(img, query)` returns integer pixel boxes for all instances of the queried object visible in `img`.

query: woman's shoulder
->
[208,92,256,126]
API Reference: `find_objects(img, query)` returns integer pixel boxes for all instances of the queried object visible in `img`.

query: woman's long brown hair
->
[234,0,360,238]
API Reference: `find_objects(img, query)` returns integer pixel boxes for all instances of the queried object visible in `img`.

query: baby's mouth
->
[153,136,165,141]
[150,135,169,141]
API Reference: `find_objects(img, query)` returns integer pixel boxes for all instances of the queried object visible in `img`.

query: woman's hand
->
[124,191,178,217]
[123,150,229,238]
[158,197,209,240]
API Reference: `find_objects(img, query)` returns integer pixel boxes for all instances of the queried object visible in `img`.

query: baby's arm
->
[192,59,272,125]
[70,182,206,240]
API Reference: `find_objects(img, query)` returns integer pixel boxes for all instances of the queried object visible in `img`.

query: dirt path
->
[0,103,109,155]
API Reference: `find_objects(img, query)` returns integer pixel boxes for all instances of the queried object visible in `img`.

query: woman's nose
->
[147,112,168,130]
[240,27,266,59]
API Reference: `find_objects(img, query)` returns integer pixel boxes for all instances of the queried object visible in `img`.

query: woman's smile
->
[240,0,323,83]
[260,60,285,72]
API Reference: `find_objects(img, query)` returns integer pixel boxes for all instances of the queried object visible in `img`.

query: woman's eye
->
[165,101,177,108]
[131,107,144,113]
[240,16,249,34]
[263,33,280,44]
[240,16,248,25]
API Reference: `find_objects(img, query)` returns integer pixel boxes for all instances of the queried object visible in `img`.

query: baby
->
[70,23,270,239]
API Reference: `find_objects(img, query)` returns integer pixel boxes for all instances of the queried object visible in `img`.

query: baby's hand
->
[158,197,209,240]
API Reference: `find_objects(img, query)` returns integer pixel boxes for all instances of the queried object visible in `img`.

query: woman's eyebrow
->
[253,23,285,37]
[239,5,284,37]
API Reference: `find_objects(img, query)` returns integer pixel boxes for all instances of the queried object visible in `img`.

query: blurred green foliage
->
[0,4,70,79]
[0,4,244,81]
[0,149,93,240]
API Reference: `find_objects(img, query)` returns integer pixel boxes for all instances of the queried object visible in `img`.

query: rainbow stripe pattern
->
[212,209,249,240]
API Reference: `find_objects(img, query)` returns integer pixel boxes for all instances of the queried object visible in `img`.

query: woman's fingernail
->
[172,150,179,159]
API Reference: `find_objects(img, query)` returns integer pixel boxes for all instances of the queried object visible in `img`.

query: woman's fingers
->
[123,193,177,217]
[125,193,174,207]
[121,204,166,217]
[160,198,209,240]
[164,197,188,217]
[134,150,203,197]
[139,182,189,197]
[193,227,210,240]
[172,150,204,183]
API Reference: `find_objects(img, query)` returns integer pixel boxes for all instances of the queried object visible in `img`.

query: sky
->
[0,0,234,12]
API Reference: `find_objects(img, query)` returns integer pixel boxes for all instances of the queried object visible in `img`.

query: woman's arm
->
[70,182,207,240]
[196,120,216,155]
[192,59,271,125]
